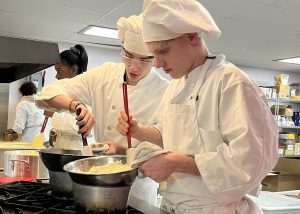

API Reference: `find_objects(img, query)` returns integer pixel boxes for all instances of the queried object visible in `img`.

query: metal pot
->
[0,142,38,170]
[63,155,138,213]
[39,148,92,199]
[4,150,49,179]
[74,183,131,214]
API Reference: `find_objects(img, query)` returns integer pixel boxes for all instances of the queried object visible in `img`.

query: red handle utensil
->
[40,116,49,133]
[122,82,131,149]
[76,108,88,146]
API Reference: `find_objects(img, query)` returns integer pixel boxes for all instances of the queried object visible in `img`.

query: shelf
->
[267,97,300,104]
[279,154,300,158]
[279,125,300,129]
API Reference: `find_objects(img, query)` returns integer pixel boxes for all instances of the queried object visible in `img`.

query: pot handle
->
[10,159,30,171]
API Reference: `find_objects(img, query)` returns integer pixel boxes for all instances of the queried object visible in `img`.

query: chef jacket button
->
[191,83,195,87]
[107,126,111,130]
[112,105,116,110]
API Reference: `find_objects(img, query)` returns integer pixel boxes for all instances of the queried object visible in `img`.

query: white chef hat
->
[117,15,153,56]
[142,0,221,42]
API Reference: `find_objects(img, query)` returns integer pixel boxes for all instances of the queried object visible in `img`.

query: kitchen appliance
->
[0,181,143,213]
[0,36,59,83]
[3,150,48,179]
[38,148,92,199]
[63,155,138,214]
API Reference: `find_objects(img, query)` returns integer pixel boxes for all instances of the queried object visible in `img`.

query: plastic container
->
[249,191,300,214]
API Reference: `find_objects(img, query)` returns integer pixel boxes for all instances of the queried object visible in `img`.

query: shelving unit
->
[279,125,300,129]
[279,154,300,158]
[267,96,300,158]
[267,97,300,104]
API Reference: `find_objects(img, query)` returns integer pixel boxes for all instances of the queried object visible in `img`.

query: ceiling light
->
[79,26,118,39]
[275,57,300,65]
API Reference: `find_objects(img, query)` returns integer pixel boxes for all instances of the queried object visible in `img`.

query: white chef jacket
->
[154,55,278,213]
[36,62,169,206]
[13,95,50,143]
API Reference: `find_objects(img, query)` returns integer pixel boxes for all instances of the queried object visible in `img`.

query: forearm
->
[175,154,200,176]
[134,126,163,147]
[36,95,78,113]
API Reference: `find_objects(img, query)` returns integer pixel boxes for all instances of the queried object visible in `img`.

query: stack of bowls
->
[64,155,138,214]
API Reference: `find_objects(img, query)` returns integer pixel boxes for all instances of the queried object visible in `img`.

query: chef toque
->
[142,0,221,42]
[117,15,153,56]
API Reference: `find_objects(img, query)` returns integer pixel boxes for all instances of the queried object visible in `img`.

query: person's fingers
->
[120,110,129,121]
[75,104,88,121]
[117,116,129,128]
[116,124,128,136]
[81,116,95,137]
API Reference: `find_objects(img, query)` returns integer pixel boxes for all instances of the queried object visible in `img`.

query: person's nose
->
[129,59,140,70]
[154,57,164,68]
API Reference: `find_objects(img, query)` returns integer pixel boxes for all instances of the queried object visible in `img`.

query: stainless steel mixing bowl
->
[63,155,138,186]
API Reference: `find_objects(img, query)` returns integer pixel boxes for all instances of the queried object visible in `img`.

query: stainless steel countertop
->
[128,195,168,214]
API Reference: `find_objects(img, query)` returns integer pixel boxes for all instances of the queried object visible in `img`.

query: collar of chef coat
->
[21,95,35,102]
[184,54,226,85]
[119,64,156,89]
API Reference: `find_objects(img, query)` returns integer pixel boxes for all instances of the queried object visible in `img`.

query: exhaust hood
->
[0,36,60,83]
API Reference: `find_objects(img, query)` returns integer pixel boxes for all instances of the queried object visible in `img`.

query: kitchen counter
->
[128,195,168,214]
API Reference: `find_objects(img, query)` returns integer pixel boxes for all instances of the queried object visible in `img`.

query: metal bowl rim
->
[63,155,137,176]
[38,148,84,157]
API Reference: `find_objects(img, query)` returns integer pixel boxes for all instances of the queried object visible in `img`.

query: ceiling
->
[1,0,300,72]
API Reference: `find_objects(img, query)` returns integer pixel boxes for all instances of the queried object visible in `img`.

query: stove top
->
[0,181,143,214]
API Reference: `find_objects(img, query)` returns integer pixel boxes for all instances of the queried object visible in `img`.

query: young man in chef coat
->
[36,15,169,206]
[116,0,279,213]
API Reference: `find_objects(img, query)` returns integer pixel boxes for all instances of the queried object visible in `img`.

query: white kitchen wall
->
[0,84,9,140]
[239,65,300,86]
[6,79,25,129]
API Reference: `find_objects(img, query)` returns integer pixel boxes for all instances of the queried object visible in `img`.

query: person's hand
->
[75,104,95,138]
[105,141,127,155]
[90,142,109,154]
[140,152,181,183]
[116,110,139,138]
[43,110,54,117]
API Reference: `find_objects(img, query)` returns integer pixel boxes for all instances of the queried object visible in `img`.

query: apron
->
[160,57,263,214]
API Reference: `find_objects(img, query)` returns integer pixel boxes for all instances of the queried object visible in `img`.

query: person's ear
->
[71,65,79,77]
[187,33,199,45]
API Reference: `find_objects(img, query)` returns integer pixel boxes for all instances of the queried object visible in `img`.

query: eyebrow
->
[122,47,154,60]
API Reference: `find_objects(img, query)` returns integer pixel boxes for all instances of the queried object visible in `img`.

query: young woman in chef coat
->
[115,0,279,213]
[47,44,95,149]
[12,81,47,142]
[36,15,169,206]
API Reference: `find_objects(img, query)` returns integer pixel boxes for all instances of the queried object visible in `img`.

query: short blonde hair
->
[146,40,170,50]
